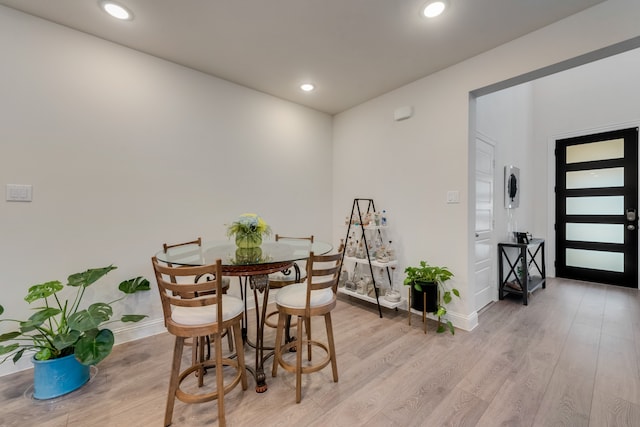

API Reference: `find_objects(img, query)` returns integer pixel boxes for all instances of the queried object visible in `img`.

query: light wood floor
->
[1,277,639,426]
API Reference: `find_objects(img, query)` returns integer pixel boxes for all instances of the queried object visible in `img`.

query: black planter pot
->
[410,281,438,313]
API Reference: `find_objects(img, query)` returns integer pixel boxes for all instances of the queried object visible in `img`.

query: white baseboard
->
[0,354,33,377]
[112,318,167,345]
[406,308,479,332]
[0,319,167,378]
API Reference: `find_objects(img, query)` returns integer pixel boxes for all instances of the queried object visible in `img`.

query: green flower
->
[226,213,272,238]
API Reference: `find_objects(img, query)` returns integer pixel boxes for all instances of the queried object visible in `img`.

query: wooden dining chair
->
[264,234,314,330]
[151,256,247,427]
[162,238,234,356]
[271,246,344,403]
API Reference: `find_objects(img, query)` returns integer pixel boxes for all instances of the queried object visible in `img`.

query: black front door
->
[555,127,638,288]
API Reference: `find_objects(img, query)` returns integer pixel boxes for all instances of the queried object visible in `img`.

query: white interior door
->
[475,135,495,311]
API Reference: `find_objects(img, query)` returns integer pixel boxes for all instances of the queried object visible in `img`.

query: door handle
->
[626,208,637,222]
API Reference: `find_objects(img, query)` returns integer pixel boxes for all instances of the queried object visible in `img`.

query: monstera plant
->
[0,265,149,366]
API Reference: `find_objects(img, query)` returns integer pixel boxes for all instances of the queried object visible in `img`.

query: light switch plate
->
[6,184,33,202]
[446,190,460,204]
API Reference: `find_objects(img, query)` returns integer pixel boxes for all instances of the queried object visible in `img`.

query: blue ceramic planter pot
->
[32,354,90,400]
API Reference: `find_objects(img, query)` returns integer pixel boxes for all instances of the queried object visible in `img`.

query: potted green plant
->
[0,265,149,399]
[403,261,460,334]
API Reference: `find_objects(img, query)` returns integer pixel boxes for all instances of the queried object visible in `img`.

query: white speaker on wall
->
[394,106,413,121]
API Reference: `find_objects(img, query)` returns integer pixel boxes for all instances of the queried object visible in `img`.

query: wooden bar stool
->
[162,238,234,357]
[265,235,314,331]
[151,256,247,427]
[271,248,343,403]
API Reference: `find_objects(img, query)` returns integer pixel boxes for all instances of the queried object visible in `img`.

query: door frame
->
[547,122,640,288]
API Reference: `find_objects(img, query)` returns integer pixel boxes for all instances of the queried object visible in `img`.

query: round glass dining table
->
[155,240,332,276]
[154,239,332,392]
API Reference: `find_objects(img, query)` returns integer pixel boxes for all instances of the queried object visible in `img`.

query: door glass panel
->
[566,223,624,244]
[566,167,624,189]
[566,138,624,163]
[566,196,624,215]
[566,248,624,272]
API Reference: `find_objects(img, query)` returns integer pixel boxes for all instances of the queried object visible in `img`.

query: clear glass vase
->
[235,232,263,249]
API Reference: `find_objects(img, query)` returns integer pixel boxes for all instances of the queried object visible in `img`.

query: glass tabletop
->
[155,240,333,267]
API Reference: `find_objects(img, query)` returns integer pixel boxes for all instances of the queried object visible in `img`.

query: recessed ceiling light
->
[100,1,133,20]
[422,0,448,18]
[300,83,315,92]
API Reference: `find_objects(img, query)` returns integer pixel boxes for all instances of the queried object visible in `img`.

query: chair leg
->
[233,322,248,390]
[226,327,234,352]
[197,336,205,387]
[271,311,286,378]
[325,313,338,383]
[165,336,185,427]
[305,316,312,361]
[190,338,197,371]
[215,331,226,427]
[296,315,303,403]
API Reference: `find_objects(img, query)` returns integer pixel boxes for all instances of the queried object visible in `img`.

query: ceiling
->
[0,0,605,115]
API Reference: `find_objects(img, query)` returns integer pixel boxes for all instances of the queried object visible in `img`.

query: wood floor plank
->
[457,351,515,403]
[423,386,490,427]
[0,277,637,427]
[474,354,555,427]
[532,368,593,427]
[554,325,600,379]
[594,333,640,406]
[590,391,640,427]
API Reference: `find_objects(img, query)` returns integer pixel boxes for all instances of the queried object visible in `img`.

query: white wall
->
[532,47,640,276]
[476,84,535,242]
[476,45,640,284]
[476,45,640,283]
[474,84,534,304]
[4,0,640,377]
[0,6,333,376]
[332,0,640,330]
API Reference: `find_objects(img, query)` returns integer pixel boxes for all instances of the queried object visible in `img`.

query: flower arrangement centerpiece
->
[226,213,272,249]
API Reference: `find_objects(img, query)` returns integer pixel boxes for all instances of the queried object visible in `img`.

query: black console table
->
[498,238,546,305]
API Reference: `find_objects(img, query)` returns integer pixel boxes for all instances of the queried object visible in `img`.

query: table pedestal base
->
[241,273,278,393]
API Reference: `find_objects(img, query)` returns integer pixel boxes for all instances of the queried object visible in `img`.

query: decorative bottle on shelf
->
[365,276,375,297]
[386,240,396,261]
[346,235,356,257]
[376,241,388,262]
[363,212,372,226]
[385,267,401,302]
[381,210,387,226]
[368,241,375,259]
[338,270,348,288]
[356,240,366,259]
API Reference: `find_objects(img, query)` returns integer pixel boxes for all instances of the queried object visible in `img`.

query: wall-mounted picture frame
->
[505,165,520,208]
